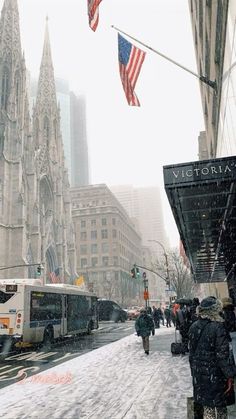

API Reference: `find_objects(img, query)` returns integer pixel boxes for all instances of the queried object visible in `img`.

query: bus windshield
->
[0,291,14,304]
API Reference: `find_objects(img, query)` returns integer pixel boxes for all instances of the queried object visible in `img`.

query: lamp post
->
[148,240,170,287]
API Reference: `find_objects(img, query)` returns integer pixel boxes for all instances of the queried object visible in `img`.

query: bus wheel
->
[42,327,54,350]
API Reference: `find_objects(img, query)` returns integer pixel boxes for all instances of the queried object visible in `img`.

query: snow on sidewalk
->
[0,328,192,419]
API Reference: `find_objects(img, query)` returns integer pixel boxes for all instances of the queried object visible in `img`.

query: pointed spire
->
[0,0,22,61]
[35,17,57,113]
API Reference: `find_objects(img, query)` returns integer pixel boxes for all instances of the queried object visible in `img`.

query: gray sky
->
[3,0,204,247]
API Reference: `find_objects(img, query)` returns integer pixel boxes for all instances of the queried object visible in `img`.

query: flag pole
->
[111,25,217,91]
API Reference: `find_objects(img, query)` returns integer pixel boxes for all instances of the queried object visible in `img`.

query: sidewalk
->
[0,327,235,419]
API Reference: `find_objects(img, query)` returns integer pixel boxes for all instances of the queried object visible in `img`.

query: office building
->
[163,1,236,300]
[71,184,143,306]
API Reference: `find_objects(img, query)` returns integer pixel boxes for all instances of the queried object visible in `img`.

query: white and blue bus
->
[0,279,98,348]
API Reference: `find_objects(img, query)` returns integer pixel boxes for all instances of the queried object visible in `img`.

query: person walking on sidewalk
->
[135,308,155,355]
[164,306,172,327]
[188,296,236,419]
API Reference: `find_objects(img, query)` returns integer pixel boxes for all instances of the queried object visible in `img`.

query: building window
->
[81,258,87,268]
[102,242,109,253]
[113,256,118,266]
[101,229,108,239]
[91,230,97,240]
[80,245,87,255]
[112,243,118,252]
[102,257,109,267]
[91,244,98,254]
[80,231,87,240]
[112,218,116,225]
[115,272,119,281]
[81,220,86,228]
[91,219,96,226]
[91,257,98,267]
[101,218,107,226]
[112,229,117,239]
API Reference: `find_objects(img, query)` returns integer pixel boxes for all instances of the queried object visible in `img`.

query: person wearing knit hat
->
[188,296,236,419]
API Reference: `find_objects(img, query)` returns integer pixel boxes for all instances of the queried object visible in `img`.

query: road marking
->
[5,351,58,361]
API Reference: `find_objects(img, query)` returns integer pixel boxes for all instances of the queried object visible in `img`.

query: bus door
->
[61,294,67,336]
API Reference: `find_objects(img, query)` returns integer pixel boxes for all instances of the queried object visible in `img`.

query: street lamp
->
[148,240,170,286]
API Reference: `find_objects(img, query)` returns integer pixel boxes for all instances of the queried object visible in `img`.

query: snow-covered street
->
[0,328,193,419]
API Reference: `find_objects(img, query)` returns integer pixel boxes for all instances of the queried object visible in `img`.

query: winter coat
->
[135,313,154,337]
[222,306,236,333]
[152,308,160,321]
[189,317,236,408]
[164,308,171,319]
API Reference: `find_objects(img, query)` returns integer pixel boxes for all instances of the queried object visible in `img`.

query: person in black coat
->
[135,308,155,355]
[188,296,236,419]
[221,297,236,334]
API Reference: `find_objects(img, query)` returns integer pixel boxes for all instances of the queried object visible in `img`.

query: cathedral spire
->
[0,0,22,61]
[35,17,57,114]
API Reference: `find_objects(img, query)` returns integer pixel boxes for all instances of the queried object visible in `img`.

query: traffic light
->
[130,265,140,279]
[36,265,41,276]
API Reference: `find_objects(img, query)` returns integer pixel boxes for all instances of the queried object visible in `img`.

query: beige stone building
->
[71,184,143,306]
[168,0,236,300]
[0,1,77,282]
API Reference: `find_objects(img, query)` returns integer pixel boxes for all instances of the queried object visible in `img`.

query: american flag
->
[118,33,146,106]
[49,268,61,284]
[87,0,102,32]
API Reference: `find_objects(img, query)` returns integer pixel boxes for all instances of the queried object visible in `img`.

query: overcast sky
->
[2,0,204,247]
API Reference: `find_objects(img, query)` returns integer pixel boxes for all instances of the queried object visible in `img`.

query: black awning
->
[163,156,236,283]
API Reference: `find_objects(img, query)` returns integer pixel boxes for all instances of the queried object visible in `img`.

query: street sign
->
[143,290,149,300]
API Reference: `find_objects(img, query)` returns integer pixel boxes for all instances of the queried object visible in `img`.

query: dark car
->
[97,299,128,322]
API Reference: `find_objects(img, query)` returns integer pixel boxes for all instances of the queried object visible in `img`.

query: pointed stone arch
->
[45,245,58,282]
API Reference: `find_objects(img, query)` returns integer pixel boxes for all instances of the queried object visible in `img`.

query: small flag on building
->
[49,268,61,284]
[74,276,85,286]
[87,0,102,32]
[118,33,146,106]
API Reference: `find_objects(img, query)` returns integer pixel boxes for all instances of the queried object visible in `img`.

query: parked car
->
[127,306,141,320]
[97,299,128,322]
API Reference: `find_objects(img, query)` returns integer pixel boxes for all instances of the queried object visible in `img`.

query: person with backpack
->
[135,308,155,355]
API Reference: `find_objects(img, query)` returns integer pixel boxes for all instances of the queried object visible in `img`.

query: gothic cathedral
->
[0,0,77,282]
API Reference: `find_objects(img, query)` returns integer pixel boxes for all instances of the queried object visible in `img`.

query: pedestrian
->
[221,297,236,334]
[147,306,152,315]
[176,303,190,351]
[188,296,236,419]
[152,305,160,328]
[164,306,172,327]
[170,305,176,326]
[135,308,155,355]
[189,297,200,325]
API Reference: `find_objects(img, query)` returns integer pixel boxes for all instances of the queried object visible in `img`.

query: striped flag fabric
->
[118,33,146,106]
[87,0,102,32]
[49,267,61,284]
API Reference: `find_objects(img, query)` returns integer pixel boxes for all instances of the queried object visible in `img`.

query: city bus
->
[0,279,98,349]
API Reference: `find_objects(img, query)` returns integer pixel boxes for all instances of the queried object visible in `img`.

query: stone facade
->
[0,1,76,282]
[71,184,143,306]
